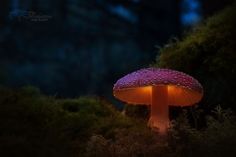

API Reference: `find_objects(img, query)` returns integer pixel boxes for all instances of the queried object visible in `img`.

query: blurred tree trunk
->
[137,0,181,60]
[0,0,10,28]
[200,0,234,17]
[59,0,68,20]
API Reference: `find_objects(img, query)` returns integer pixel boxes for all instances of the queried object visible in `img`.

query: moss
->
[0,87,141,157]
[1,87,236,157]
[154,3,236,109]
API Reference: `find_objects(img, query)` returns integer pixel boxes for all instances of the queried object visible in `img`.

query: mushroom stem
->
[148,85,169,134]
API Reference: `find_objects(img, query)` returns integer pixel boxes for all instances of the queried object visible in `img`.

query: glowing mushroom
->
[113,68,203,134]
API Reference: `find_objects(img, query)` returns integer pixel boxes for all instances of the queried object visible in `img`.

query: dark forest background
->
[1,1,236,157]
[0,0,233,104]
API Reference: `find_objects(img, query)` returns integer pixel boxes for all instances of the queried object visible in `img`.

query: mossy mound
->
[0,86,146,157]
[154,3,236,109]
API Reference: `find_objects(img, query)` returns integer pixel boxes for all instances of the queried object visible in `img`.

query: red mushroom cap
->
[113,68,203,106]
